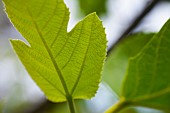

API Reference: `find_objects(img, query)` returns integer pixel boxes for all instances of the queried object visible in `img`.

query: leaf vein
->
[61,23,83,70]
[50,7,67,47]
[70,17,94,95]
[41,1,59,30]
[26,6,70,96]
[35,0,46,19]
[131,87,170,102]
[33,66,65,96]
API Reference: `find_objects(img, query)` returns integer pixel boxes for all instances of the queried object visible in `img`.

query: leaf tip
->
[9,39,18,45]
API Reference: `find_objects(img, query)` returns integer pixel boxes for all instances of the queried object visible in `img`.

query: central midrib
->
[26,7,70,97]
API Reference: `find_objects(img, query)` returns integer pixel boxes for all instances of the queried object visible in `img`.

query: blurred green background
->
[0,0,170,113]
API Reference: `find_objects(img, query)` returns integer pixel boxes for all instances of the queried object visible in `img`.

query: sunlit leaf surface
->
[4,0,107,102]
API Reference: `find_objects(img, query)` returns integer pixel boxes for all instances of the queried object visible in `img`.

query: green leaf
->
[78,0,107,16]
[103,33,154,96]
[4,0,107,102]
[122,19,170,111]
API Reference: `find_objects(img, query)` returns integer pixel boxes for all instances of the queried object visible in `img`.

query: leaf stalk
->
[67,95,76,113]
[105,98,129,113]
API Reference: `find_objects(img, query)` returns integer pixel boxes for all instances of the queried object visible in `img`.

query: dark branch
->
[107,0,161,55]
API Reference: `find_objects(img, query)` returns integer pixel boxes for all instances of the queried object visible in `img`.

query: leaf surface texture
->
[4,0,107,102]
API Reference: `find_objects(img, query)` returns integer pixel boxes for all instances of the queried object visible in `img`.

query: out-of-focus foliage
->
[119,107,165,113]
[104,20,170,113]
[103,33,165,113]
[103,32,168,113]
[103,33,154,96]
[123,19,170,112]
[77,0,107,16]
